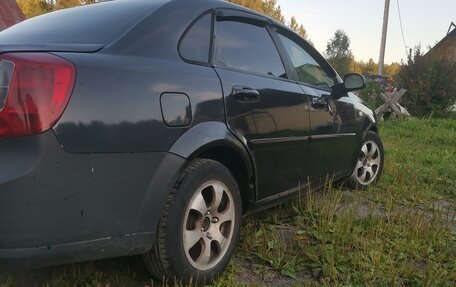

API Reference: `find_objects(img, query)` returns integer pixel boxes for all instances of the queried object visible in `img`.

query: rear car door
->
[213,10,311,200]
[274,29,359,181]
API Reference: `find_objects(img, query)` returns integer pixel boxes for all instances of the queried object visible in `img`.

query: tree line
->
[324,30,400,78]
[227,0,308,40]
[17,0,97,18]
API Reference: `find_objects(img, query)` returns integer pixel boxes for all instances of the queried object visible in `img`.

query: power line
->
[396,0,408,57]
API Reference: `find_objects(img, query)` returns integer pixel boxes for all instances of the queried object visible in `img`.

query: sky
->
[277,0,456,64]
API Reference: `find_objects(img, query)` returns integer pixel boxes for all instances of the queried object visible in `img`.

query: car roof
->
[105,0,297,56]
[0,0,170,46]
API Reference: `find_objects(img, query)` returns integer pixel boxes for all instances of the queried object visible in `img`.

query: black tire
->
[347,131,384,190]
[143,159,242,286]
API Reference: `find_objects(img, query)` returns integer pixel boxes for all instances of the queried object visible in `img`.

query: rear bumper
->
[0,131,187,269]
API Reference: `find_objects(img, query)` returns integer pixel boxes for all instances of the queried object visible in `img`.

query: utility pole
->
[378,0,390,75]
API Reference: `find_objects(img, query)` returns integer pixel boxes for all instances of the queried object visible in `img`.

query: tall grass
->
[229,118,456,286]
[1,118,455,286]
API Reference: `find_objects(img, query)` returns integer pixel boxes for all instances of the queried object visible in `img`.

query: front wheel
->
[143,159,242,286]
[347,131,384,189]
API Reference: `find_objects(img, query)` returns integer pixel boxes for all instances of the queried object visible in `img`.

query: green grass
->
[1,118,455,286]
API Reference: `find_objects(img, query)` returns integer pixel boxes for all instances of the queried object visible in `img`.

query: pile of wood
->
[374,89,411,120]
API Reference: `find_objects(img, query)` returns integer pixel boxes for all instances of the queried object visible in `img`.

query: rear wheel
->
[347,131,384,189]
[143,159,242,285]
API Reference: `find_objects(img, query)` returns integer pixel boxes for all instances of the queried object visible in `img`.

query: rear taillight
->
[0,53,75,139]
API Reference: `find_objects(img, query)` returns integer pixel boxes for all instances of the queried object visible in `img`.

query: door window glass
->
[215,18,286,78]
[278,33,334,90]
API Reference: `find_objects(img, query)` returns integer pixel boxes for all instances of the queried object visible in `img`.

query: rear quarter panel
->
[54,53,224,153]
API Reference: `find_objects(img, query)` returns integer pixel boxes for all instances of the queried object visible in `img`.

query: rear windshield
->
[0,0,168,45]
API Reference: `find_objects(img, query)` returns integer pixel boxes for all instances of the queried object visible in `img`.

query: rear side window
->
[179,13,213,64]
[215,18,286,78]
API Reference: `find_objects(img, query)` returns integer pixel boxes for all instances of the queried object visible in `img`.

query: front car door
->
[213,9,311,200]
[273,28,359,182]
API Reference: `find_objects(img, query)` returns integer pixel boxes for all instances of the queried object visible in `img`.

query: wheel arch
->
[369,125,378,134]
[169,122,256,213]
[360,115,379,140]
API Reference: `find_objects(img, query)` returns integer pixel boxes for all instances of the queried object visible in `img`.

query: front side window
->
[179,13,212,63]
[278,32,334,91]
[215,17,286,78]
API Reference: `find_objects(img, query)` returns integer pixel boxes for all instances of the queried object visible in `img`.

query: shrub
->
[395,46,456,117]
[357,79,393,111]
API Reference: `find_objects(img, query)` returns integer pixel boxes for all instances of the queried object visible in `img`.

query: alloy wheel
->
[183,180,235,271]
[355,140,381,185]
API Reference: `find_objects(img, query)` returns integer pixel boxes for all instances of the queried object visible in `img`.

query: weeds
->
[234,118,456,286]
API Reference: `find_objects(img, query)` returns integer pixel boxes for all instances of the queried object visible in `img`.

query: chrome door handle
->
[232,86,260,103]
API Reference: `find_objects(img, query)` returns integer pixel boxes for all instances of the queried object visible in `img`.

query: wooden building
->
[424,23,456,69]
[0,0,25,31]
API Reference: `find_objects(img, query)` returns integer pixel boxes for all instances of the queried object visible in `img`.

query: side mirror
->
[343,73,366,92]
